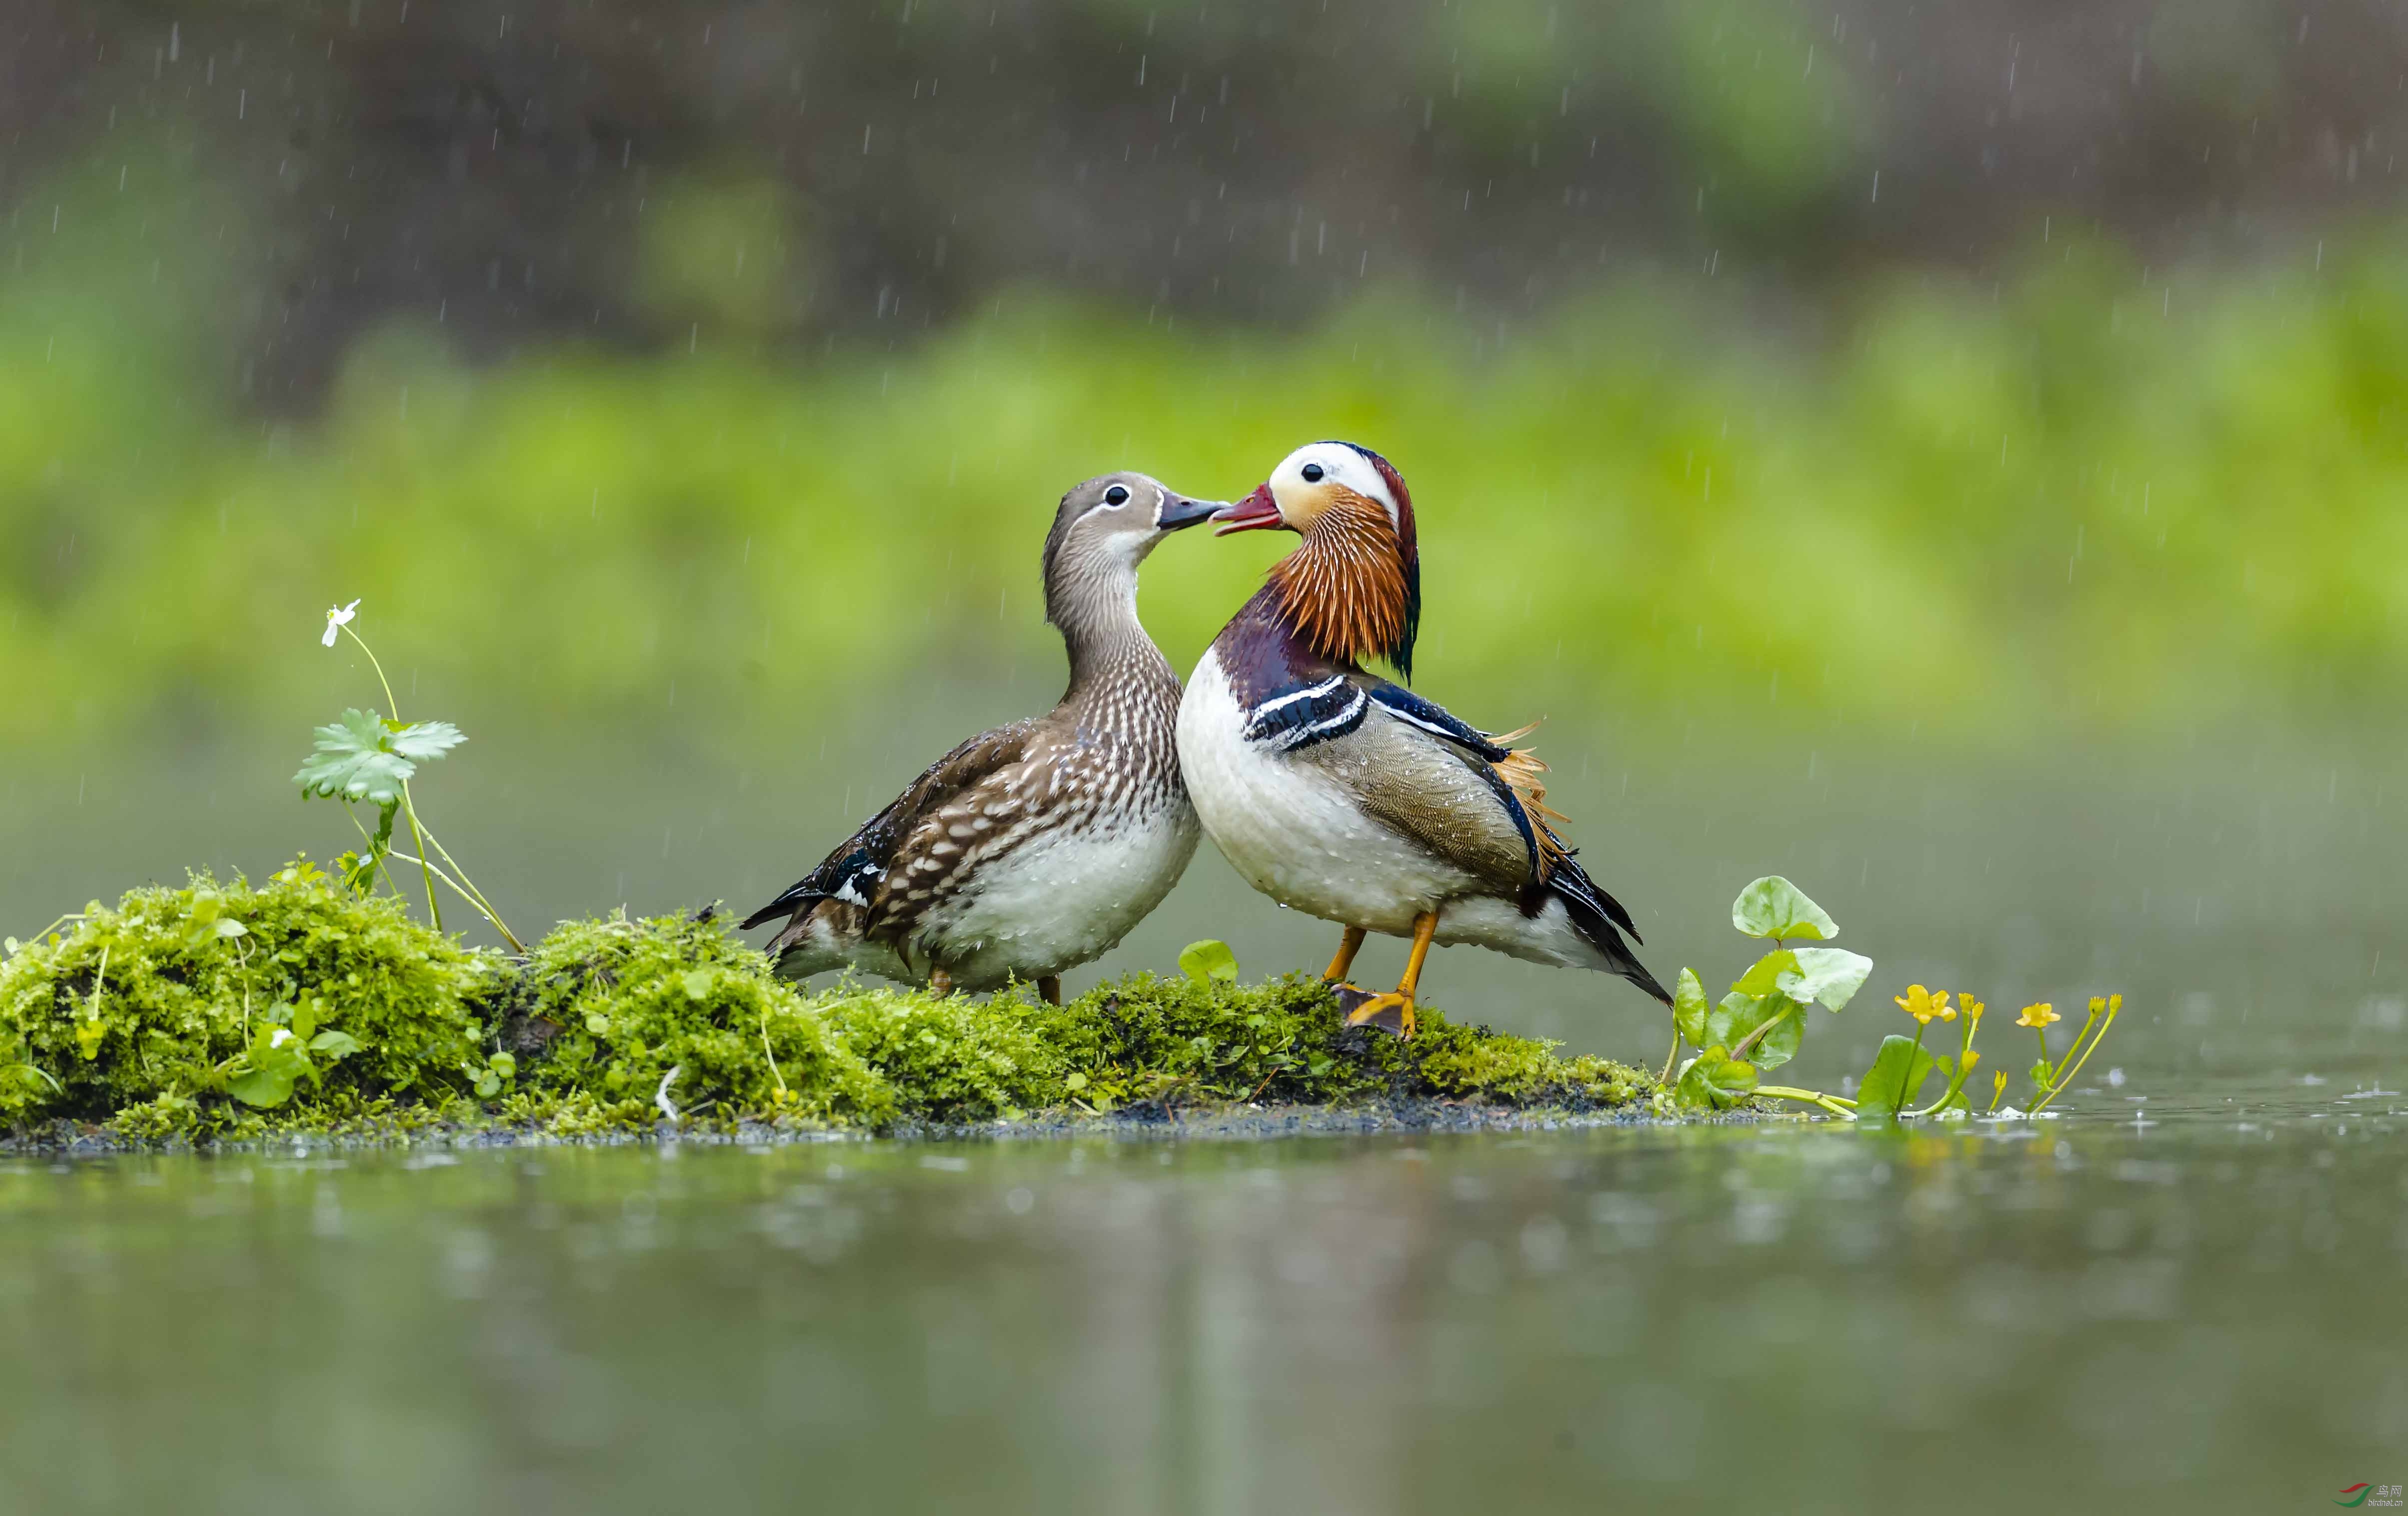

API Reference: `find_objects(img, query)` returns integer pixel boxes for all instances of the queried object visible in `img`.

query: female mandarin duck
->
[1175,442,1671,1038]
[743,472,1221,1002]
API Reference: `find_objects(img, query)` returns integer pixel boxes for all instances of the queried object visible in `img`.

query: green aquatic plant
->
[1661,876,1875,1117]
[297,602,522,950]
[1661,877,2130,1122]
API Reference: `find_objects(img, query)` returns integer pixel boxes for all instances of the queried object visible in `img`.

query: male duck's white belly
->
[915,798,1200,990]
[1177,650,1476,938]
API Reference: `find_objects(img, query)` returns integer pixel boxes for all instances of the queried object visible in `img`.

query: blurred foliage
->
[4,134,2406,758]
[14,0,2407,398]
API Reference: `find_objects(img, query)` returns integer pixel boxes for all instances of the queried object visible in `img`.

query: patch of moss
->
[500,910,894,1130]
[3,878,1655,1147]
[816,986,1065,1123]
[1014,970,1649,1116]
[0,868,497,1136]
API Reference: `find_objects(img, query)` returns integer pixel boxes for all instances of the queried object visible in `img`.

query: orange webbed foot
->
[1332,986,1416,1040]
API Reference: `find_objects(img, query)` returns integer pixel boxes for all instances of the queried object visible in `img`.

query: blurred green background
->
[4,0,2403,1060]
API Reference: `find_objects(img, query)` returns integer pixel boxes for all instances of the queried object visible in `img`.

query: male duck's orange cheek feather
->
[1266,492,1418,674]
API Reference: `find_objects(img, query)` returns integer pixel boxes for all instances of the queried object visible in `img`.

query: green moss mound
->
[495,910,893,1132]
[0,866,499,1142]
[2,874,1654,1146]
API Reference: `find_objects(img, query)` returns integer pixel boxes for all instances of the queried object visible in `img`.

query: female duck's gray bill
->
[1155,494,1227,530]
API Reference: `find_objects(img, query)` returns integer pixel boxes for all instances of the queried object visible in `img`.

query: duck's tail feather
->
[1545,856,1672,1006]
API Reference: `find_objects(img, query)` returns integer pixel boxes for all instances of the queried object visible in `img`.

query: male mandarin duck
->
[1174,442,1670,1038]
[742,472,1221,1002]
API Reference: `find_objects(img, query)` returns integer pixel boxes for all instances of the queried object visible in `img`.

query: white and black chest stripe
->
[1241,674,1370,754]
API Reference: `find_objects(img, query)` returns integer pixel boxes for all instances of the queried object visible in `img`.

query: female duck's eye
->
[1104,485,1130,505]
[1300,462,1325,484]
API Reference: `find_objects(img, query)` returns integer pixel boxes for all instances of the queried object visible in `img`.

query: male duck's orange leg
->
[1333,911,1437,1040]
[1322,926,1367,983]
[928,966,954,996]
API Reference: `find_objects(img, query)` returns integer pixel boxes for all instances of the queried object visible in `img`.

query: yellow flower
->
[1894,984,1954,1024]
[1961,996,1986,1027]
[2017,1002,2059,1029]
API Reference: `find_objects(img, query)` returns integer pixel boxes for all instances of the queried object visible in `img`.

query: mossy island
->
[0,868,1657,1151]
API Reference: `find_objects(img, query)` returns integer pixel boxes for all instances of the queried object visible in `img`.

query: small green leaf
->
[1856,1034,1938,1118]
[473,1070,501,1098]
[290,998,318,1041]
[680,969,713,1001]
[227,1066,298,1108]
[307,1030,362,1060]
[1178,939,1240,984]
[1672,968,1711,1048]
[1778,947,1875,1011]
[585,1012,612,1036]
[1733,949,1801,997]
[293,709,421,806]
[2030,1058,2055,1089]
[1744,994,1807,1070]
[1063,1072,1089,1093]
[487,1052,516,1080]
[1731,876,1840,941]
[1672,1046,1760,1110]
[1704,990,1760,1050]
[385,720,466,764]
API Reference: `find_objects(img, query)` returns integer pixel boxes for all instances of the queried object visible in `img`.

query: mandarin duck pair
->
[741,445,1670,1038]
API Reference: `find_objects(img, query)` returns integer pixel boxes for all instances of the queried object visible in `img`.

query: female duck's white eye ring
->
[1300,462,1325,484]
[1104,484,1131,505]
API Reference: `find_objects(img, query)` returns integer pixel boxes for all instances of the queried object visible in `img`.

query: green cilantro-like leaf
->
[292,708,466,805]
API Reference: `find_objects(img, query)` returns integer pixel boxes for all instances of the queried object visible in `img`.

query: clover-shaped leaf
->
[293,708,465,806]
[1731,876,1839,941]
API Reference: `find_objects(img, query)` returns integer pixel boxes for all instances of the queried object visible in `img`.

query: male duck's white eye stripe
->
[1247,675,1349,722]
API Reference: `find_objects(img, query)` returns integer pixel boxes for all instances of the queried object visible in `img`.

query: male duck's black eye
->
[1301,462,1325,484]
[1104,484,1130,506]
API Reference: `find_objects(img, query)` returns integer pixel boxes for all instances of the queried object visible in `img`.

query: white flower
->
[321,598,360,648]
[269,1027,296,1048]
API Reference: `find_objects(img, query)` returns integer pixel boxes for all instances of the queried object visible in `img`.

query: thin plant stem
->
[376,849,495,928]
[1659,1027,1681,1085]
[1756,1084,1857,1118]
[758,1006,788,1097]
[1908,1018,1981,1118]
[397,782,444,934]
[1729,1001,1796,1062]
[338,624,443,930]
[412,819,521,951]
[340,624,403,720]
[2032,1003,2120,1114]
[16,914,84,946]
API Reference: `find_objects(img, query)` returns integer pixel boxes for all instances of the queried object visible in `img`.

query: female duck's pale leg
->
[1334,910,1437,1040]
[1037,976,1062,1006]
[1321,926,1367,982]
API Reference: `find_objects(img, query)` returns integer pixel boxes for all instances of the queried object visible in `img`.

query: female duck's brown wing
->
[739,718,1040,940]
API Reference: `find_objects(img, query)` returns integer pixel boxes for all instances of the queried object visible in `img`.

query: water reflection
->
[1,1088,2400,1514]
